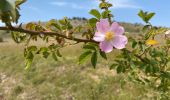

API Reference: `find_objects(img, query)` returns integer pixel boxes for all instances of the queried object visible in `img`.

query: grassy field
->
[0,38,161,100]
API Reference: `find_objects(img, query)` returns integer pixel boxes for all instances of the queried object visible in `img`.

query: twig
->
[0,26,146,63]
[0,26,97,43]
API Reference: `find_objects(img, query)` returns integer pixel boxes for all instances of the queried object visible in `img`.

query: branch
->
[0,26,97,43]
[0,26,146,63]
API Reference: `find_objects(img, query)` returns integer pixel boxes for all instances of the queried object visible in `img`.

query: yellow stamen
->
[105,31,114,41]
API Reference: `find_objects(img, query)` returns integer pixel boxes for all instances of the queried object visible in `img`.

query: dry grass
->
[0,38,158,100]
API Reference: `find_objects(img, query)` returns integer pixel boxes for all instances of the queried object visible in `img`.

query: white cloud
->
[71,3,85,9]
[110,0,140,9]
[49,1,88,10]
[50,2,67,6]
[49,0,140,10]
[28,6,41,13]
[94,0,140,9]
[50,1,67,6]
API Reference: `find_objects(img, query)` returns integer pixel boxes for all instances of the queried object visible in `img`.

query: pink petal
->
[110,22,124,35]
[110,22,119,32]
[112,35,128,49]
[100,41,113,53]
[96,19,110,33]
[93,32,105,42]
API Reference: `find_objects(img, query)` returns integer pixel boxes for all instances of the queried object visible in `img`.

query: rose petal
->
[96,19,110,33]
[110,22,119,32]
[112,35,128,49]
[115,26,125,35]
[100,41,113,53]
[110,22,124,35]
[93,32,105,42]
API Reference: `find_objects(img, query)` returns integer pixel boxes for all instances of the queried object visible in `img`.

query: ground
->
[0,38,161,100]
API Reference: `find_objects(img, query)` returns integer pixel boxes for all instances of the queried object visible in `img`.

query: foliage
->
[0,0,26,26]
[0,0,169,99]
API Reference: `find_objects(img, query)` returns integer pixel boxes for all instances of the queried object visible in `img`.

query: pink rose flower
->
[93,19,128,53]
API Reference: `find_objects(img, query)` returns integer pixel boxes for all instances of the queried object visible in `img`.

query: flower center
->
[105,31,114,41]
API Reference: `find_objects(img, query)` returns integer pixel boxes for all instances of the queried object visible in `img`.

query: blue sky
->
[1,0,170,27]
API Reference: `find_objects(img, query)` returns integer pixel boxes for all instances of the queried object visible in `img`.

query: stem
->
[101,0,112,24]
[105,7,112,24]
[0,26,96,43]
[0,26,146,63]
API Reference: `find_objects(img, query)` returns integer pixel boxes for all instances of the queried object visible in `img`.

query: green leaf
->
[0,0,22,23]
[24,45,37,70]
[43,51,50,59]
[11,32,27,43]
[74,25,82,33]
[138,10,155,23]
[37,47,50,59]
[28,46,37,51]
[46,19,61,31]
[59,19,66,25]
[160,72,170,80]
[15,0,26,8]
[89,18,98,27]
[48,44,59,50]
[25,58,33,70]
[37,47,48,54]
[99,2,107,9]
[67,23,73,30]
[25,51,34,70]
[11,32,20,43]
[99,51,107,60]
[110,63,118,70]
[25,23,36,30]
[52,52,58,61]
[87,42,99,47]
[117,65,123,74]
[102,10,111,18]
[132,40,137,48]
[89,9,101,19]
[79,50,92,64]
[91,51,97,68]
[146,13,155,23]
[107,3,113,8]
[56,50,62,57]
[26,51,33,59]
[99,2,112,9]
[58,17,73,30]
[83,44,96,51]
[138,10,145,21]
